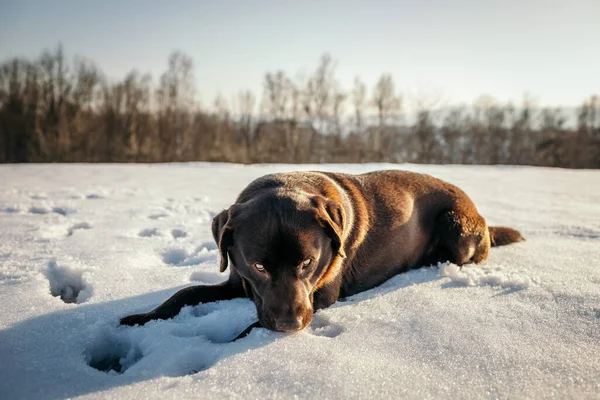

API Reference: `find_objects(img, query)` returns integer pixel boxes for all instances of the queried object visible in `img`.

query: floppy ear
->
[311,196,347,259]
[211,208,235,272]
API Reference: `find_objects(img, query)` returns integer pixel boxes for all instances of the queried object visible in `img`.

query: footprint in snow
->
[51,206,71,216]
[86,315,221,376]
[138,228,160,237]
[67,222,92,236]
[148,212,169,220]
[28,206,74,216]
[171,229,187,239]
[307,315,344,338]
[28,206,50,214]
[85,327,143,375]
[137,228,187,239]
[67,192,104,200]
[161,248,188,265]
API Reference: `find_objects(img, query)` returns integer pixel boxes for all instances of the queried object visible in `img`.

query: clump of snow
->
[44,259,92,303]
[189,270,226,285]
[162,245,216,266]
[439,263,533,289]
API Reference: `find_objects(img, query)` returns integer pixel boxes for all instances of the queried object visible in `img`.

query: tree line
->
[1,45,599,167]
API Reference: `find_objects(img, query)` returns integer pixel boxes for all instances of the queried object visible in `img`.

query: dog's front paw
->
[120,313,151,326]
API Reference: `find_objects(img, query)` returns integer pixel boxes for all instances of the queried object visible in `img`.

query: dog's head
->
[212,191,346,332]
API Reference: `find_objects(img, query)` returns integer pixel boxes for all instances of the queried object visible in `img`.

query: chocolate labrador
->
[121,170,524,333]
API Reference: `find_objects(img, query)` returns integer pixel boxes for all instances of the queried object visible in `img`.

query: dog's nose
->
[274,317,303,332]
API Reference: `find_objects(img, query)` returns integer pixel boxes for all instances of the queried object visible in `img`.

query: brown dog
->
[121,170,523,332]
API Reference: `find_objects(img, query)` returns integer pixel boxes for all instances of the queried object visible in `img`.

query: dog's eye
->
[300,258,312,269]
[253,263,266,273]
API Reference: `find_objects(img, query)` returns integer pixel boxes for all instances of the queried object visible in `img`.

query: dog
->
[121,170,524,333]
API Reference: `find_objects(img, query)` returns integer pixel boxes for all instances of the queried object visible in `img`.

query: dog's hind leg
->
[434,208,491,266]
[120,278,245,326]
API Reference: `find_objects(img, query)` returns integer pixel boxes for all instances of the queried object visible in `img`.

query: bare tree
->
[508,94,538,164]
[262,70,290,120]
[156,51,195,160]
[441,106,471,163]
[352,77,367,134]
[410,88,447,163]
[236,90,255,162]
[305,53,337,133]
[371,73,401,155]
[37,44,71,159]
[332,85,346,136]
[578,95,600,136]
[540,107,566,132]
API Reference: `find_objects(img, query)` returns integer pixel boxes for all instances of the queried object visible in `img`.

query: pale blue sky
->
[1,0,598,108]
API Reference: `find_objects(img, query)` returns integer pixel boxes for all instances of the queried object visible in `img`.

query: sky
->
[1,0,598,110]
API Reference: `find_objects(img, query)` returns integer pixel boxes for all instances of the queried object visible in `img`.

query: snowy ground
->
[0,163,599,399]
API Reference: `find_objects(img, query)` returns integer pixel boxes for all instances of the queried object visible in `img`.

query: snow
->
[44,259,92,304]
[438,263,533,290]
[0,163,599,399]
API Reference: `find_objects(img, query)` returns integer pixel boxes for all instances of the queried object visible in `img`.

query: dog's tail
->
[488,226,525,247]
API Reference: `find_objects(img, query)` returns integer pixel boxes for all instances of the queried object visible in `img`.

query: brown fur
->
[121,170,524,333]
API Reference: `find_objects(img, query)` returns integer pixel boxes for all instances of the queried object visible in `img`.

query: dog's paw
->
[120,313,151,326]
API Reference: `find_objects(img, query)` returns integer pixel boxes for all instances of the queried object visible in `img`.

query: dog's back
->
[245,170,523,296]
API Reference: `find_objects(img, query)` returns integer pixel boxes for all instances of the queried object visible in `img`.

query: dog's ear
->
[311,196,347,259]
[212,207,236,272]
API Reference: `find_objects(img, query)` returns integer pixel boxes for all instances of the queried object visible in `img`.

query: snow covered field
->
[0,163,599,399]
